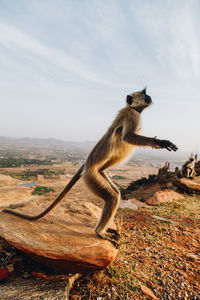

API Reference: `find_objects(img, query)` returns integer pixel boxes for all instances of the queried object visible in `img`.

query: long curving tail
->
[3,164,85,220]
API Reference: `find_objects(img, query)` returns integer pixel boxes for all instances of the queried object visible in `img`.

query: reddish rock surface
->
[0,200,118,273]
[146,189,184,205]
[119,198,147,210]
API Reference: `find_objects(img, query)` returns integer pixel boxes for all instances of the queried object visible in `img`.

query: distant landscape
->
[0,135,186,170]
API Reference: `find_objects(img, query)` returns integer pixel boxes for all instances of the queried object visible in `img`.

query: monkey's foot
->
[96,231,120,248]
[107,228,120,241]
[109,239,120,249]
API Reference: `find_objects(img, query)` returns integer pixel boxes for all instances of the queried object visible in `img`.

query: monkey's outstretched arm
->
[123,132,178,152]
[3,164,84,220]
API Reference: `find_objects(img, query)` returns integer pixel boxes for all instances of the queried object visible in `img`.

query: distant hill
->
[0,136,187,162]
[0,136,95,152]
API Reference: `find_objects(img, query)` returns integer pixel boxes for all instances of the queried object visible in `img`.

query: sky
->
[0,0,199,156]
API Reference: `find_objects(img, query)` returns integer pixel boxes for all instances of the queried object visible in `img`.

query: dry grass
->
[70,195,200,299]
[150,195,200,220]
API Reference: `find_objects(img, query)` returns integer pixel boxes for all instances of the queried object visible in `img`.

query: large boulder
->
[146,189,184,205]
[173,177,200,194]
[0,200,118,273]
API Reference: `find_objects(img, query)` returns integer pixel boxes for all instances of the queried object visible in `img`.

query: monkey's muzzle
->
[145,95,152,104]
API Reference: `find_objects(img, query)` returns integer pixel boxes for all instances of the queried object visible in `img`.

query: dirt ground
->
[0,162,157,208]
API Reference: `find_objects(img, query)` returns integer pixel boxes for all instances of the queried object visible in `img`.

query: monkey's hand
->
[155,139,178,152]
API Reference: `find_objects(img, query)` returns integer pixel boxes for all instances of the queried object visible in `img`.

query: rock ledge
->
[0,200,118,273]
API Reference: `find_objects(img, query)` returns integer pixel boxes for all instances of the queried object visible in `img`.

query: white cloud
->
[0,21,118,87]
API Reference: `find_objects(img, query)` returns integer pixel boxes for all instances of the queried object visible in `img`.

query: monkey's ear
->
[126,95,133,105]
[142,87,147,95]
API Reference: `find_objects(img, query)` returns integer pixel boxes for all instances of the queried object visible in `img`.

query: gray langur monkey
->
[3,88,178,246]
[181,154,197,179]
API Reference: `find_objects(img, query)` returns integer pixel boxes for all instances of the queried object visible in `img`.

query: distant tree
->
[32,186,55,195]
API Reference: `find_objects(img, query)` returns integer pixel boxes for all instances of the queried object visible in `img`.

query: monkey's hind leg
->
[100,170,121,241]
[187,168,194,179]
[95,194,121,247]
[83,170,121,247]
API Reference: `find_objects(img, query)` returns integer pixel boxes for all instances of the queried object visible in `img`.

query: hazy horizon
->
[0,0,199,154]
[0,134,192,162]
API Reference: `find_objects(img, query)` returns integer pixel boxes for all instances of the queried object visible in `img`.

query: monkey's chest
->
[113,126,140,157]
[116,140,134,154]
[109,142,135,165]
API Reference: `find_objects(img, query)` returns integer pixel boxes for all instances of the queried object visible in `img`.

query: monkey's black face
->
[126,88,152,113]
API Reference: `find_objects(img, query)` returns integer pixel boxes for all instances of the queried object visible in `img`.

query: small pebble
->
[180,282,185,287]
[23,272,31,279]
